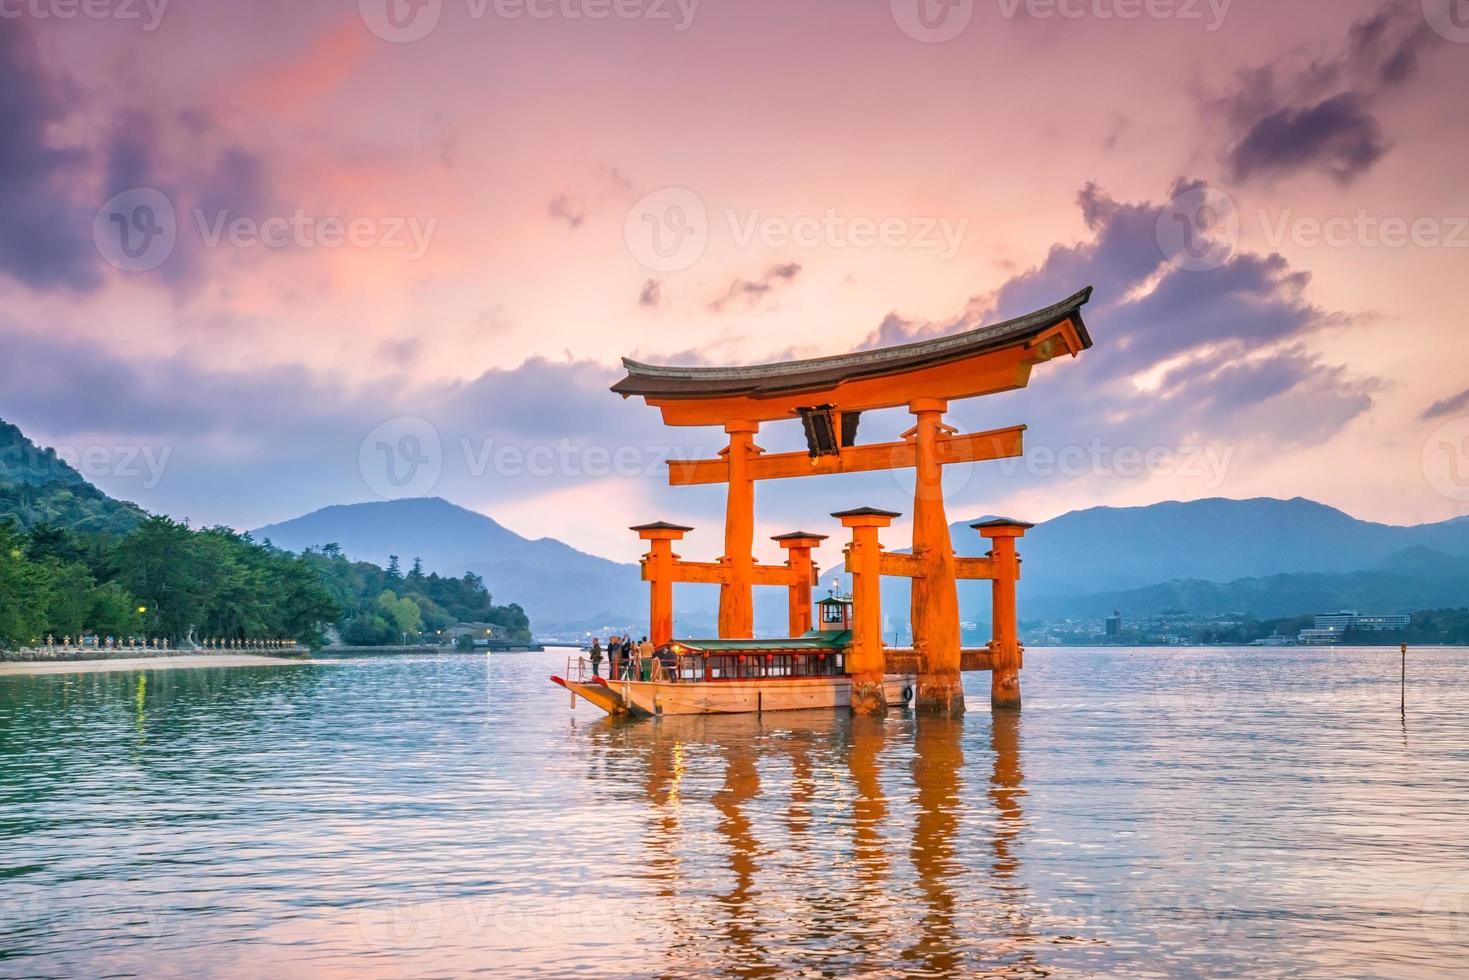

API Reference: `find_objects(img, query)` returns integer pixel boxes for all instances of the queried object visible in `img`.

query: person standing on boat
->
[638,635,655,681]
[588,638,603,678]
[607,635,623,678]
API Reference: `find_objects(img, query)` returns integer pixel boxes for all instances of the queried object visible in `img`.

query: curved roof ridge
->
[618,286,1092,386]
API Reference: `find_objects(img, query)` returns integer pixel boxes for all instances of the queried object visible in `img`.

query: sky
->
[1,0,1467,570]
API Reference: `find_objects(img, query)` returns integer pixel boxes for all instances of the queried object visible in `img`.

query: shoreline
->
[0,655,310,677]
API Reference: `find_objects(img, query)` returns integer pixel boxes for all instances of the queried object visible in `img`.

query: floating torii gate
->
[613,286,1094,714]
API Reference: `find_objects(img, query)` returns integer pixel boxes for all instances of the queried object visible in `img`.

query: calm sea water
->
[2,646,1467,978]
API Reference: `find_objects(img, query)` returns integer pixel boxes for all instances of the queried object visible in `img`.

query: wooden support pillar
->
[632,521,693,647]
[909,398,963,716]
[974,519,1032,711]
[719,421,760,639]
[835,507,899,715]
[773,532,827,637]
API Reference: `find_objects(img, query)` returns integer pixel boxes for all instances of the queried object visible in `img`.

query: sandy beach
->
[0,655,308,677]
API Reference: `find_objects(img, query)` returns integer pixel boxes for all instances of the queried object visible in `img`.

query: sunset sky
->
[2,0,1467,566]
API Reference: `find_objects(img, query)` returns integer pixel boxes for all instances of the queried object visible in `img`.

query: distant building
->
[1313,611,1411,632]
[1301,611,1412,644]
[1105,611,1122,637]
[445,622,499,647]
[1251,634,1296,646]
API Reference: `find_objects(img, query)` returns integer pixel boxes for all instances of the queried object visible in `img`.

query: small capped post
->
[834,507,901,714]
[632,521,693,647]
[973,518,1033,711]
[773,532,828,637]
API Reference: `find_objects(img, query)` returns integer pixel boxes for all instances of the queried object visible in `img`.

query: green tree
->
[0,523,47,647]
[115,516,206,640]
[39,559,93,638]
[376,589,422,637]
[89,582,144,638]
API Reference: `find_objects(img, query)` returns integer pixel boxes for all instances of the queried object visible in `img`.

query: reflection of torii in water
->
[899,712,1041,975]
[903,716,966,975]
[586,710,1045,973]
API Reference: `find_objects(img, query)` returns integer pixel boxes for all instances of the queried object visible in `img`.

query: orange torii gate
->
[613,286,1094,714]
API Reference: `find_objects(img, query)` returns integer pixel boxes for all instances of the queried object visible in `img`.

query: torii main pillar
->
[719,420,760,639]
[909,397,963,716]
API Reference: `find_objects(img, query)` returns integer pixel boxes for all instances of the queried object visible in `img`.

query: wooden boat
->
[551,596,915,717]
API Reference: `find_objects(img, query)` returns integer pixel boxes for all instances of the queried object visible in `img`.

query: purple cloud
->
[708,262,802,313]
[1217,1,1438,185]
[0,24,99,291]
[638,278,662,308]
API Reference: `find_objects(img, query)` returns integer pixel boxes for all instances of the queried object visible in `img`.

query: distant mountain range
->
[1018,546,1469,621]
[253,495,1469,632]
[954,497,1469,596]
[7,409,1466,632]
[252,497,674,631]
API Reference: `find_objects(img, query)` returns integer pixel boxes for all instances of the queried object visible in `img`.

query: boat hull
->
[610,674,916,717]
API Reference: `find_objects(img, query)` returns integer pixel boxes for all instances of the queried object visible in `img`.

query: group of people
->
[586,634,656,679]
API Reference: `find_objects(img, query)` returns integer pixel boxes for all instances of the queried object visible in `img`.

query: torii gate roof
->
[612,286,1093,413]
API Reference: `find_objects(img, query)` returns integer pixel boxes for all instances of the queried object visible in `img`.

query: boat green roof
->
[670,631,850,653]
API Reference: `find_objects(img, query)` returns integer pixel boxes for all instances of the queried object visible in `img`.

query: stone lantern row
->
[37,635,298,652]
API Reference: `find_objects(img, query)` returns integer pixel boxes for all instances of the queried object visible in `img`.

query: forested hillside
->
[0,419,531,650]
[0,420,145,535]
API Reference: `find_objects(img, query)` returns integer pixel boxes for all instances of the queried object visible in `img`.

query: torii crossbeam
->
[613,286,1094,714]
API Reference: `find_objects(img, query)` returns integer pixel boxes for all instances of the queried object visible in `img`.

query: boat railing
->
[564,654,604,684]
[581,650,849,684]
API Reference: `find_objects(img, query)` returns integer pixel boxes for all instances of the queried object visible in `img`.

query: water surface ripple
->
[2,647,1467,977]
